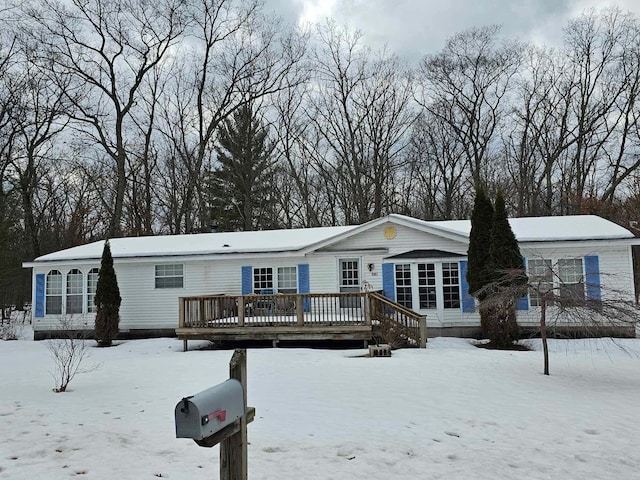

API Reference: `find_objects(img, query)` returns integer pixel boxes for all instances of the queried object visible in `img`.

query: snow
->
[32,225,358,262]
[2,326,640,479]
[419,214,634,242]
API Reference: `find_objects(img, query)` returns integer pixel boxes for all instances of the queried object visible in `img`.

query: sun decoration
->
[383,225,397,240]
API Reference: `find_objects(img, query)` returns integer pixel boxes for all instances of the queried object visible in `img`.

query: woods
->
[2,3,640,307]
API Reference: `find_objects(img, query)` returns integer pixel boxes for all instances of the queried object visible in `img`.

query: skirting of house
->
[33,328,177,341]
[33,324,636,341]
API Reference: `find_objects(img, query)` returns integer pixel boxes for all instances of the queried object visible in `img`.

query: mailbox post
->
[175,348,253,480]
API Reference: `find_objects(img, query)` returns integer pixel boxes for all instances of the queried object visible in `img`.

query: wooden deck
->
[176,292,427,350]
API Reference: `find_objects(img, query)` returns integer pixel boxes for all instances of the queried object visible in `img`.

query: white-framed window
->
[558,258,584,303]
[155,264,184,289]
[46,270,63,315]
[528,259,554,307]
[66,269,83,314]
[442,262,460,309]
[418,263,437,309]
[395,264,412,309]
[277,267,297,294]
[253,266,298,294]
[253,267,273,293]
[87,268,99,313]
[527,257,585,307]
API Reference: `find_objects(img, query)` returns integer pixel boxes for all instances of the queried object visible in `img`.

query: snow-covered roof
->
[33,225,358,262]
[423,214,634,242]
[30,214,633,263]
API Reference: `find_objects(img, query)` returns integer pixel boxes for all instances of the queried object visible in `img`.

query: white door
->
[339,258,361,308]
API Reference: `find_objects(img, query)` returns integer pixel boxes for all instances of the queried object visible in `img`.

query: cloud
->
[267,0,640,59]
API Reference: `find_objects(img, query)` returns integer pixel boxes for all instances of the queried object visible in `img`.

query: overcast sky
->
[265,0,640,59]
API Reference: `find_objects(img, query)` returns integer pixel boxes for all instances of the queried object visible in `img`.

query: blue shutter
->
[241,266,253,295]
[584,255,601,301]
[459,261,475,313]
[517,257,529,310]
[35,274,45,318]
[382,263,395,301]
[298,264,310,312]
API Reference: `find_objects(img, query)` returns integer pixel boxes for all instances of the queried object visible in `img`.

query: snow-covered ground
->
[1,325,640,479]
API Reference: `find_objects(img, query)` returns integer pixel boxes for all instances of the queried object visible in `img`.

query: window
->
[527,257,585,307]
[66,269,83,314]
[155,264,184,288]
[277,267,297,294]
[253,266,298,294]
[442,262,460,309]
[253,267,273,293]
[528,259,553,307]
[558,258,584,303]
[87,268,99,313]
[418,263,437,309]
[46,270,63,315]
[340,259,360,287]
[395,264,412,309]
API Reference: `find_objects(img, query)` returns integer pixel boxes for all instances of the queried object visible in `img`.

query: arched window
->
[46,270,63,315]
[87,268,99,313]
[66,269,83,314]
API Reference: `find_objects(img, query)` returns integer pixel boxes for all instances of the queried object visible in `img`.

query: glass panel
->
[46,270,63,315]
[394,264,412,309]
[87,268,99,313]
[418,263,437,309]
[528,259,553,307]
[155,264,184,289]
[253,267,273,292]
[66,269,83,314]
[277,266,297,294]
[442,263,460,309]
[558,258,584,302]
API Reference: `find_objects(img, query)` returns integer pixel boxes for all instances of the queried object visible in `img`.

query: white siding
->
[29,219,636,334]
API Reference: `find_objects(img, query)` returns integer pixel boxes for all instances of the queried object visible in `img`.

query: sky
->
[266,0,640,60]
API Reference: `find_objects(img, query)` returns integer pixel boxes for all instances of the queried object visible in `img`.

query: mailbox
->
[175,379,245,441]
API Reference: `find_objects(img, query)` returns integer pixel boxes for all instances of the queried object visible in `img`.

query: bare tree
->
[306,22,416,224]
[417,25,522,187]
[47,316,100,393]
[26,0,189,237]
[157,0,307,233]
[482,264,638,375]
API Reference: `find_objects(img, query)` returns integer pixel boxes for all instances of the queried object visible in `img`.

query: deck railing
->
[178,291,426,348]
[368,292,426,348]
[178,292,371,329]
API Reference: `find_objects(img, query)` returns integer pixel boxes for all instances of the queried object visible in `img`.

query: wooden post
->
[178,297,185,328]
[238,297,245,327]
[296,296,304,326]
[220,349,248,480]
[199,298,205,327]
[419,315,427,348]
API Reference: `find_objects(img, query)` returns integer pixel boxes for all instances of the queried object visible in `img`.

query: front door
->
[339,258,361,308]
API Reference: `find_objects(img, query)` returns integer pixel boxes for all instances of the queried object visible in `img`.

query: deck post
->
[419,315,427,348]
[199,298,205,327]
[178,297,185,328]
[364,294,372,326]
[238,296,245,327]
[296,296,304,326]
[220,349,248,480]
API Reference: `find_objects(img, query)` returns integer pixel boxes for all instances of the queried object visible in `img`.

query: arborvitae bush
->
[485,192,527,347]
[94,240,121,347]
[467,186,495,337]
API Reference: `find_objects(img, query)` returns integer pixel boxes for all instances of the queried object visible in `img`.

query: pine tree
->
[94,240,121,347]
[467,186,494,301]
[208,104,276,232]
[485,191,527,347]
